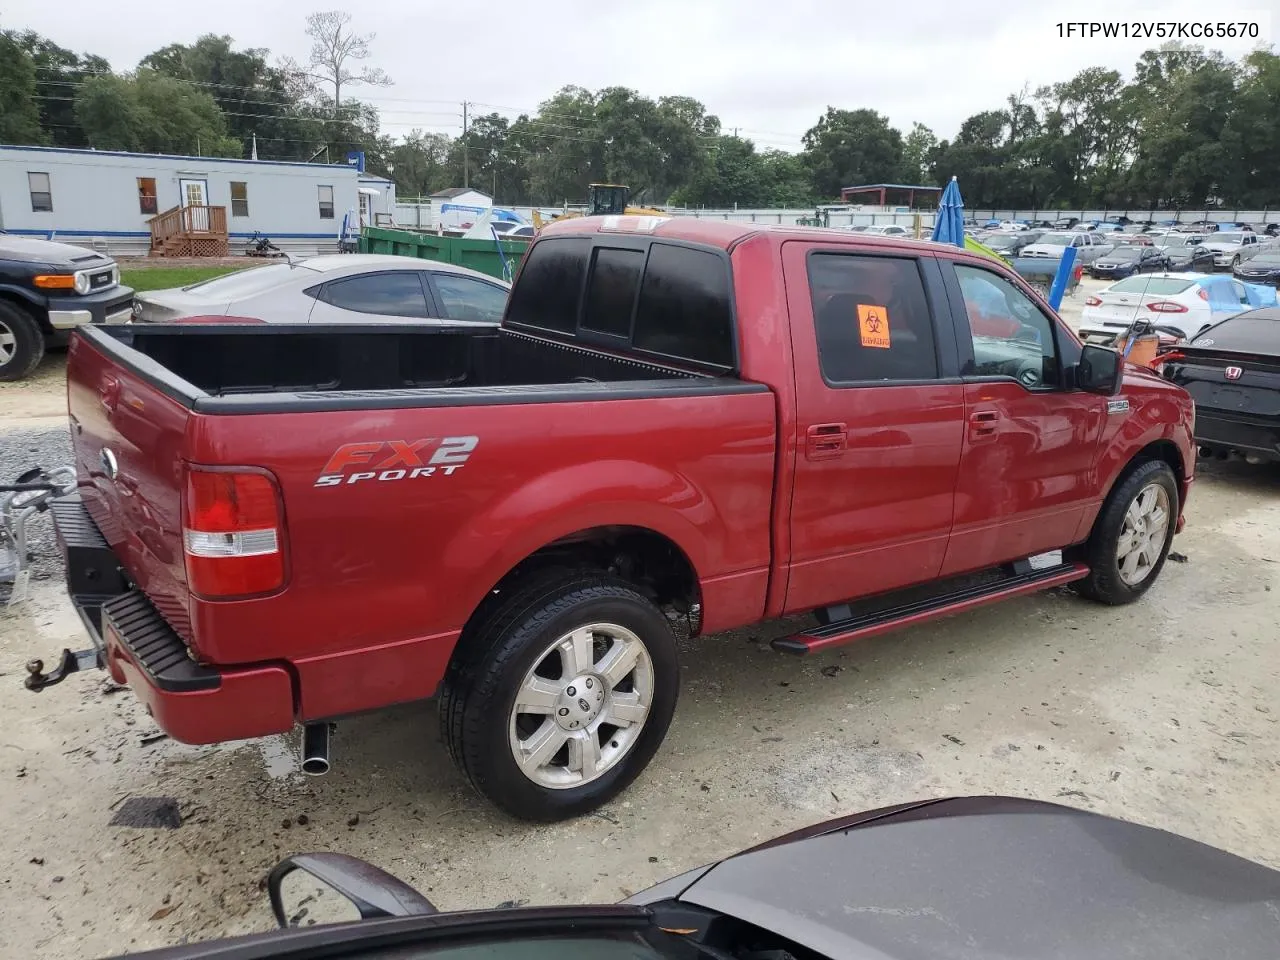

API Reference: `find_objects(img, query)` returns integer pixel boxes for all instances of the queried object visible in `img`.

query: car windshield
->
[1107,248,1142,261]
[1109,277,1194,295]
[1036,232,1076,245]
[1214,232,1247,244]
[985,235,1018,249]
[1246,253,1280,265]
[1160,236,1192,248]
[181,263,315,296]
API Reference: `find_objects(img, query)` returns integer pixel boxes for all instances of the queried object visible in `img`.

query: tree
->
[1219,50,1280,206]
[303,11,391,108]
[672,135,766,207]
[901,123,937,184]
[390,130,454,197]
[74,71,241,157]
[10,30,110,148]
[141,34,318,160]
[0,31,44,145]
[801,108,905,200]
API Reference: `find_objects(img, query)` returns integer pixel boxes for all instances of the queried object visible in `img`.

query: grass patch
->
[121,265,248,292]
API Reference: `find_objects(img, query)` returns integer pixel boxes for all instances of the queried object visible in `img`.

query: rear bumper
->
[1194,411,1280,461]
[52,495,295,744]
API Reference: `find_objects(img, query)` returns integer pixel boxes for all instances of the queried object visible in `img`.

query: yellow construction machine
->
[531,184,666,231]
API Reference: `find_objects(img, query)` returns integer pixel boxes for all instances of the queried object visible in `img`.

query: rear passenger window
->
[506,238,590,333]
[633,244,734,367]
[582,248,644,338]
[807,254,938,383]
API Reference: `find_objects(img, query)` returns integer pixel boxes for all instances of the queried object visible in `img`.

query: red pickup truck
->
[36,216,1195,821]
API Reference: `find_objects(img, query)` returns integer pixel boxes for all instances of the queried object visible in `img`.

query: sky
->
[4,0,1274,151]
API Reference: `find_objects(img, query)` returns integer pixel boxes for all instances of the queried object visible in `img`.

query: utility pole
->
[462,101,469,188]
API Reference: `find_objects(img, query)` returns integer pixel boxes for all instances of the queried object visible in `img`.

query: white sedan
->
[1079,272,1278,341]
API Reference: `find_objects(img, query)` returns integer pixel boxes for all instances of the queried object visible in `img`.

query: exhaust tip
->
[301,755,330,777]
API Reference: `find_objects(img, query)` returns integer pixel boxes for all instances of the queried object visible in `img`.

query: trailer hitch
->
[25,648,103,692]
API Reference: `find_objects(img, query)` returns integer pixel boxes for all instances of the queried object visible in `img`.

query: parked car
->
[1020,230,1114,263]
[1203,231,1265,270]
[861,224,912,237]
[33,217,1193,821]
[133,255,511,325]
[1169,307,1280,464]
[1087,245,1172,280]
[0,235,133,381]
[1233,249,1280,286]
[1052,217,1079,229]
[1079,272,1278,342]
[977,230,1043,260]
[1114,234,1154,246]
[111,796,1280,960]
[1154,234,1215,271]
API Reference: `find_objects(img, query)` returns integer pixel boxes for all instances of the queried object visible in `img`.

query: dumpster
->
[359,226,530,281]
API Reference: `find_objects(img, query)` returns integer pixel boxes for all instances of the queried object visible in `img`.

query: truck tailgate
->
[66,334,195,642]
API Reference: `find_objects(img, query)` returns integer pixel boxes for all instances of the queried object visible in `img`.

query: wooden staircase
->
[148,205,229,257]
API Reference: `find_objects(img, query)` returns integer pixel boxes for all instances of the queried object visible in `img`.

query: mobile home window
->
[28,172,52,212]
[318,185,334,219]
[137,177,157,215]
[230,181,249,217]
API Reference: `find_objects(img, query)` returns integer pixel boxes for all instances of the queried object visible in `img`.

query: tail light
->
[183,468,286,598]
[1146,301,1188,313]
[1085,296,1102,306]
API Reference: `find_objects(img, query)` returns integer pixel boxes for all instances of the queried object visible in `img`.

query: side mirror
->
[268,853,437,928]
[1076,343,1122,394]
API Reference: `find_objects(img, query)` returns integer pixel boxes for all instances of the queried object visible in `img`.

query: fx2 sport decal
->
[315,437,479,487]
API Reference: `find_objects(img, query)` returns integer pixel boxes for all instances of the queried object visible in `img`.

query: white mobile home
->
[0,145,372,257]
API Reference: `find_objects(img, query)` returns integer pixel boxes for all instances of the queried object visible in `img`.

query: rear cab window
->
[505,235,736,371]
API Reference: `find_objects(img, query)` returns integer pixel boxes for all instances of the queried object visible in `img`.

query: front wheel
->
[0,301,45,382]
[440,572,679,821]
[1074,460,1179,605]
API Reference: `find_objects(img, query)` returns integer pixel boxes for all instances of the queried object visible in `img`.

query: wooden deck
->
[148,205,229,257]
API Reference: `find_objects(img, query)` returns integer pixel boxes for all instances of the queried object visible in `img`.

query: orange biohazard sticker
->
[857,304,891,349]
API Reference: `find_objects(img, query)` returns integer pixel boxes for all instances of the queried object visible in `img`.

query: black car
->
[1087,245,1171,279]
[1157,235,1216,271]
[1233,249,1280,287]
[0,236,133,381]
[114,796,1280,960]
[1168,307,1280,464]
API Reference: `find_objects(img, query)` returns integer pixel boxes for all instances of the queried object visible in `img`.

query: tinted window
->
[581,248,644,338]
[954,264,1058,388]
[807,254,938,383]
[432,273,507,322]
[506,238,589,334]
[1193,311,1280,351]
[633,244,734,367]
[1108,248,1141,261]
[1249,253,1280,265]
[319,272,429,317]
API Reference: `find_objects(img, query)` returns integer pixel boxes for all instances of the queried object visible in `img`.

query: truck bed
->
[82,324,718,413]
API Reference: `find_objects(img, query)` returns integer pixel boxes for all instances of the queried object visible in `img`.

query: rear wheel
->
[0,301,45,382]
[440,572,679,821]
[1074,460,1179,605]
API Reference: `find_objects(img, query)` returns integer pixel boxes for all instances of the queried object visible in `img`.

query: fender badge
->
[1107,399,1130,415]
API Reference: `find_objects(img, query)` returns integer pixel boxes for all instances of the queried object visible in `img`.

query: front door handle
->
[968,410,999,439]
[806,422,847,460]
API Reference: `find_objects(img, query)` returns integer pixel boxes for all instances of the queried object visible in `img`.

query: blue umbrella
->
[931,176,965,248]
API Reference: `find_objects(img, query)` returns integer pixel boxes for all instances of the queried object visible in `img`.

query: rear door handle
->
[968,410,999,438]
[100,375,121,414]
[805,422,847,460]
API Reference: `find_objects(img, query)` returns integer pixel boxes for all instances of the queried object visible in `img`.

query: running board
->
[773,562,1090,655]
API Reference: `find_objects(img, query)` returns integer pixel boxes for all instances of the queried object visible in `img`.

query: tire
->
[440,571,679,821]
[1074,460,1179,605]
[0,300,45,382]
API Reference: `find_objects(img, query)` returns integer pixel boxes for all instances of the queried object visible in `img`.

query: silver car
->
[133,255,510,325]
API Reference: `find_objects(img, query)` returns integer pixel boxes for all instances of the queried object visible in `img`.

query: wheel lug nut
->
[566,685,576,696]
[585,678,593,689]
[558,707,569,717]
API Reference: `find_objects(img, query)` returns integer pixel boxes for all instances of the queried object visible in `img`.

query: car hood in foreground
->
[0,235,112,267]
[663,796,1280,960]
